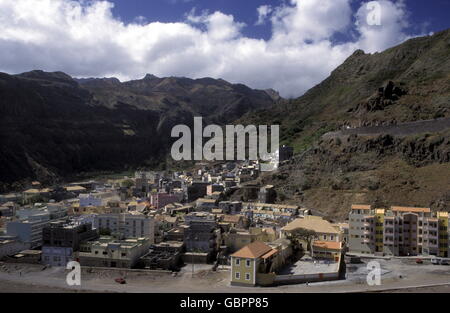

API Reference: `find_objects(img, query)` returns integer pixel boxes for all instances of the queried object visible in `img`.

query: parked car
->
[440,259,449,266]
[415,258,423,264]
[115,278,127,284]
[431,258,440,265]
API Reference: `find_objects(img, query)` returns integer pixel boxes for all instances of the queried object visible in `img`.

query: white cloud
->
[0,0,418,98]
[355,0,411,53]
[256,5,272,26]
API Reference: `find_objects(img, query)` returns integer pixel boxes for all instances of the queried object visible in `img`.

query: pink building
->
[150,193,182,209]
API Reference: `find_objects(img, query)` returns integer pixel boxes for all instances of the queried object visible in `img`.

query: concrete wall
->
[273,271,340,285]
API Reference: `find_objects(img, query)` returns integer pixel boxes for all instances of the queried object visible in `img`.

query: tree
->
[286,228,317,254]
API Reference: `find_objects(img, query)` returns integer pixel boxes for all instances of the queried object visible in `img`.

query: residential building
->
[94,213,155,243]
[150,192,183,209]
[312,241,342,262]
[0,238,29,259]
[77,237,151,268]
[43,220,98,249]
[348,205,449,257]
[242,202,300,215]
[258,185,277,204]
[224,227,278,253]
[79,194,102,207]
[220,215,247,229]
[230,241,278,287]
[65,186,87,195]
[438,212,449,258]
[224,229,254,253]
[138,241,184,270]
[135,172,150,194]
[186,182,209,202]
[184,212,216,224]
[282,216,341,242]
[6,219,51,248]
[0,202,17,217]
[41,220,98,266]
[219,201,242,215]
[207,184,224,196]
[196,198,218,211]
[282,216,342,258]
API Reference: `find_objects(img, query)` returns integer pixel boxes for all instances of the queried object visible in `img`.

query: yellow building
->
[230,241,278,287]
[282,216,341,242]
[375,209,385,253]
[312,241,342,262]
[349,205,449,256]
[438,212,449,258]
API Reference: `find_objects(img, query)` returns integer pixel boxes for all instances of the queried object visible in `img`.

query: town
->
[0,145,449,293]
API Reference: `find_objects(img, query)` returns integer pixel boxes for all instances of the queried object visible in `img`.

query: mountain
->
[241,29,450,218]
[0,71,276,191]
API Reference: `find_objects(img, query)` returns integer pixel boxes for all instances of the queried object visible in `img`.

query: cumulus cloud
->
[0,0,419,97]
[354,0,411,53]
[256,5,272,26]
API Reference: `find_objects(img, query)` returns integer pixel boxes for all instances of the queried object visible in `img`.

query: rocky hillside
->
[245,29,450,218]
[0,71,276,191]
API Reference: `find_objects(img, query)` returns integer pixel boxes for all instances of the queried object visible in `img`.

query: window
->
[235,272,240,279]
[235,258,240,266]
[245,273,251,281]
[246,259,251,267]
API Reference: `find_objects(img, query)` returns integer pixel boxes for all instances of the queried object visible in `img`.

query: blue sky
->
[110,0,450,40]
[0,0,449,97]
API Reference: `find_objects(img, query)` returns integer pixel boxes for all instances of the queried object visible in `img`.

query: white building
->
[42,246,73,267]
[94,213,155,243]
[0,239,30,258]
[77,237,151,268]
[6,219,51,248]
[79,194,103,207]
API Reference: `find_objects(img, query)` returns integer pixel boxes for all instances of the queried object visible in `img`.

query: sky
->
[0,0,449,98]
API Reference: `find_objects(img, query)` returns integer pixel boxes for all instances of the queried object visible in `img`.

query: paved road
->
[1,260,449,293]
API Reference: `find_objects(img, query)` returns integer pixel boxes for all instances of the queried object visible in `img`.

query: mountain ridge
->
[242,29,450,218]
[0,71,277,191]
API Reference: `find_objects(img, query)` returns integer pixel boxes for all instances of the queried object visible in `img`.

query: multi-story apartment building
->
[149,192,182,209]
[349,205,449,257]
[77,236,151,268]
[94,213,155,243]
[41,220,98,266]
[7,219,51,249]
[438,212,449,258]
